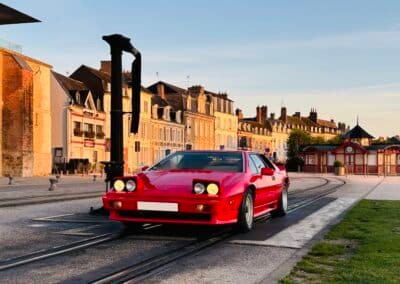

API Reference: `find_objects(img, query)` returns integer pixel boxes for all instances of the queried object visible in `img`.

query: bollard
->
[8,176,13,185]
[49,178,58,191]
[93,174,97,182]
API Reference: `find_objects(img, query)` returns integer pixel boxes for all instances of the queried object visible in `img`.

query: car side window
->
[248,156,258,174]
[258,154,275,169]
[249,154,265,174]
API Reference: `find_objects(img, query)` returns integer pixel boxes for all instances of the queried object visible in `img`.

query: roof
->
[81,65,111,82]
[11,54,32,71]
[317,119,337,128]
[286,115,307,127]
[52,71,88,91]
[344,124,374,139]
[0,3,40,25]
[367,144,400,150]
[300,144,338,152]
[151,94,169,108]
[147,81,187,94]
[205,91,234,102]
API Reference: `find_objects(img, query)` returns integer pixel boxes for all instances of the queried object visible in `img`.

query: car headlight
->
[206,183,219,195]
[126,180,136,192]
[113,179,125,192]
[193,182,206,194]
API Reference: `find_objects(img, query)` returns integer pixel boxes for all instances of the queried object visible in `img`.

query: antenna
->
[156,71,159,80]
[356,115,359,125]
[186,75,190,88]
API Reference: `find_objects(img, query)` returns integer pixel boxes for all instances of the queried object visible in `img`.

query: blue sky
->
[3,0,400,136]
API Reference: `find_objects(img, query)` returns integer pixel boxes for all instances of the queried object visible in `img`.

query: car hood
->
[137,169,242,196]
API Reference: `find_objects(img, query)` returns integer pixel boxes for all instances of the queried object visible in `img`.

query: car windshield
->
[149,151,243,172]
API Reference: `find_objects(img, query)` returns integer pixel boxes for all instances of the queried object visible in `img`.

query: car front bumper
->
[102,194,243,225]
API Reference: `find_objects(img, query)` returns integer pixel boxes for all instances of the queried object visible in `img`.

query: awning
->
[0,3,40,25]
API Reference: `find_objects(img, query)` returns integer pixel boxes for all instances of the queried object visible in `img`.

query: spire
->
[356,115,359,126]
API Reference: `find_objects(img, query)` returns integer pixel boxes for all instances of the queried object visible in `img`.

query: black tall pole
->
[109,42,124,175]
[102,34,140,181]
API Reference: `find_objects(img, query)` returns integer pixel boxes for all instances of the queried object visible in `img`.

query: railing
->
[73,128,83,137]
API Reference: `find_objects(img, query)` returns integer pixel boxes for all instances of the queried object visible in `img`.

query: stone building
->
[148,82,215,151]
[71,62,155,173]
[236,107,272,155]
[210,92,237,150]
[301,124,400,175]
[150,93,184,163]
[51,71,106,173]
[0,48,52,176]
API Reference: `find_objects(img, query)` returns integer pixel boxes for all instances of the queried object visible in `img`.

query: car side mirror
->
[141,166,149,171]
[261,167,274,176]
[278,165,286,171]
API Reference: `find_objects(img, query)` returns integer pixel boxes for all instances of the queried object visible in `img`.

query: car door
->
[258,154,282,201]
[248,154,271,210]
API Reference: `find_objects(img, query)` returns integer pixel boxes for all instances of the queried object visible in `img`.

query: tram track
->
[88,177,347,284]
[0,176,346,282]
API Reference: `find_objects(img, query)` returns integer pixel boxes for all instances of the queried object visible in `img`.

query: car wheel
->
[272,185,288,217]
[236,190,254,233]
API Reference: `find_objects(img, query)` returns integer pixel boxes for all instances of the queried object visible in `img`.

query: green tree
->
[326,135,344,144]
[287,129,313,159]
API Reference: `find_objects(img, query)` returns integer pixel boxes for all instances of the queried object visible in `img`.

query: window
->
[96,125,105,139]
[249,154,265,174]
[258,154,275,169]
[143,101,148,113]
[248,155,258,174]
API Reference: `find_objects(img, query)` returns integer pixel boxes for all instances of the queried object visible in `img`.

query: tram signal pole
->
[102,34,141,185]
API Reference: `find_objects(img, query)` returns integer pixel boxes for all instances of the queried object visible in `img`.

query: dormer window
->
[97,98,101,110]
[76,93,80,104]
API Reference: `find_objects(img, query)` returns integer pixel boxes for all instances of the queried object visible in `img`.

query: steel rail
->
[0,232,122,272]
[90,178,346,284]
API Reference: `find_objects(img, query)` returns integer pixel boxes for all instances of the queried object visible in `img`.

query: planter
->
[335,166,345,176]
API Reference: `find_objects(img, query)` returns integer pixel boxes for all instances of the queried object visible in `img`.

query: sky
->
[2,0,400,137]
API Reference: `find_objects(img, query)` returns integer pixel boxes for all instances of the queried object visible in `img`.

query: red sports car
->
[102,151,289,232]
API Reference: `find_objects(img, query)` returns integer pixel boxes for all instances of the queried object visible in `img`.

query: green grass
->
[281,200,400,284]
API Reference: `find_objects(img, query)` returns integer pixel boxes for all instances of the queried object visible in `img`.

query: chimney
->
[261,105,268,124]
[235,108,243,120]
[157,83,165,99]
[270,113,275,120]
[309,108,318,123]
[188,85,204,96]
[100,60,111,74]
[294,112,301,118]
[280,107,287,122]
[256,106,262,123]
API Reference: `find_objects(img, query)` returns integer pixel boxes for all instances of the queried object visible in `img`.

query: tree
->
[287,129,313,160]
[327,135,344,145]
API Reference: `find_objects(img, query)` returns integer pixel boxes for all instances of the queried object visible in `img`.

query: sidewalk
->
[0,174,104,187]
[365,176,400,200]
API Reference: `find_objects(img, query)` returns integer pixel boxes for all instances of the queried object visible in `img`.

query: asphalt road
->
[0,174,385,283]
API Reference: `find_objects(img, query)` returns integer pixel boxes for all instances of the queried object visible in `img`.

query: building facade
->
[51,71,106,173]
[148,82,215,151]
[0,48,52,176]
[236,107,272,155]
[301,124,400,175]
[211,92,237,150]
[151,94,184,163]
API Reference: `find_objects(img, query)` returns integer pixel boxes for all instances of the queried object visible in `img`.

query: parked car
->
[102,150,289,232]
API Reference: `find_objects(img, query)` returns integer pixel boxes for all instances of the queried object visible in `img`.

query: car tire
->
[272,185,288,217]
[236,190,254,233]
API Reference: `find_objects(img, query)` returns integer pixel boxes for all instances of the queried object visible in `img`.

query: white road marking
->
[29,223,48,228]
[34,213,75,221]
[230,197,356,249]
[144,224,162,230]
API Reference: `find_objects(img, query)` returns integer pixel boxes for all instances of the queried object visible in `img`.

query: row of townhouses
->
[0,46,347,177]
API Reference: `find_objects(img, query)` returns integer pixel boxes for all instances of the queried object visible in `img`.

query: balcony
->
[84,131,95,138]
[96,132,105,139]
[73,128,83,137]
